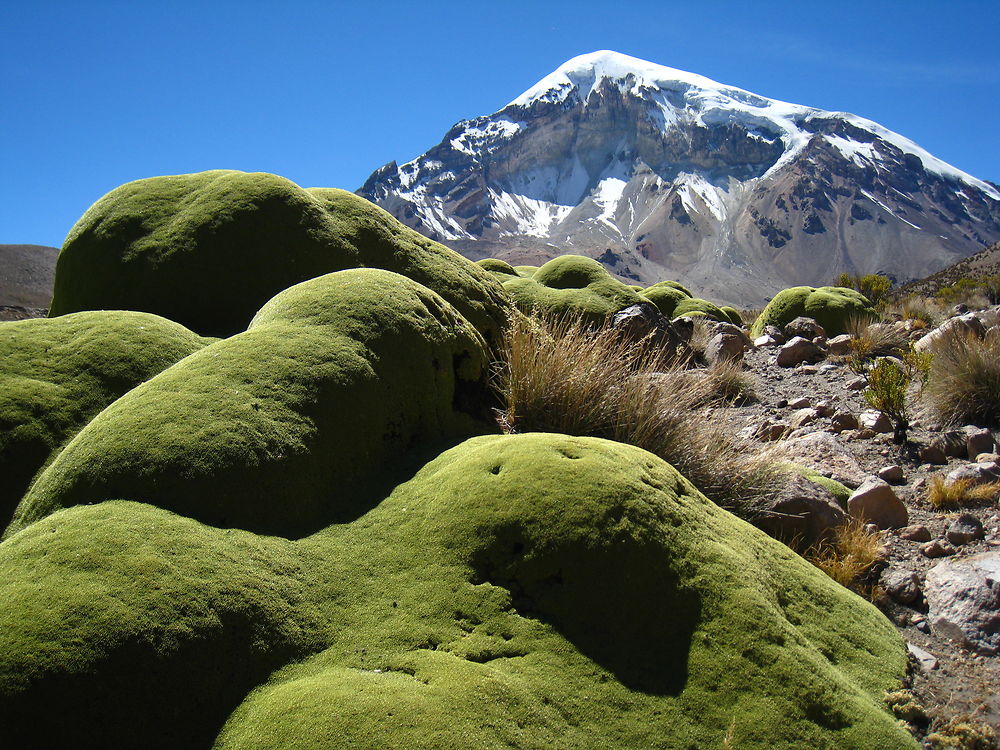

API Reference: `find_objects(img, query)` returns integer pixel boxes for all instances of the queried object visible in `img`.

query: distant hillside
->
[895,241,1000,297]
[0,244,59,313]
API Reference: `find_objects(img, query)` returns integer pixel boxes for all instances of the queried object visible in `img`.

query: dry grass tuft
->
[492,311,783,517]
[926,475,1000,510]
[846,317,909,360]
[925,714,998,750]
[924,327,1000,427]
[805,519,884,598]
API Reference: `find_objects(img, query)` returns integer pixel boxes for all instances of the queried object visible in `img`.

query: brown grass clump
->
[925,715,998,750]
[805,519,884,598]
[846,317,909,361]
[492,311,783,517]
[926,475,1000,510]
[923,327,1000,427]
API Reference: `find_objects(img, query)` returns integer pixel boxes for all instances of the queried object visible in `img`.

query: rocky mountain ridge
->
[360,51,1000,307]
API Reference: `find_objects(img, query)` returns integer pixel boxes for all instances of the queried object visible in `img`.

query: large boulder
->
[49,171,510,340]
[0,434,917,750]
[499,255,645,325]
[0,311,212,532]
[7,269,494,539]
[751,286,876,338]
[925,552,1000,655]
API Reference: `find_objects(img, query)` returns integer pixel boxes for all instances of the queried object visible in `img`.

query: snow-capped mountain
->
[359,51,1000,306]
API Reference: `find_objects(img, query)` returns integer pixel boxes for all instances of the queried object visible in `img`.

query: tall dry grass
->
[923,327,1000,427]
[492,311,783,517]
[805,519,884,599]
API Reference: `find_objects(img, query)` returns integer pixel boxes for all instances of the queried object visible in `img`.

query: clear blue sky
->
[3,0,998,247]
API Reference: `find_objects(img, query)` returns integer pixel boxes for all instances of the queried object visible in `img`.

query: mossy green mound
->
[671,296,730,322]
[750,286,876,337]
[0,501,319,750]
[0,433,915,749]
[514,265,538,278]
[0,311,211,532]
[476,258,519,276]
[498,255,644,325]
[720,306,743,326]
[8,269,493,539]
[50,170,510,339]
[639,282,691,317]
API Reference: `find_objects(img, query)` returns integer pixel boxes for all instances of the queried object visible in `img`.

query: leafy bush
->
[836,273,894,305]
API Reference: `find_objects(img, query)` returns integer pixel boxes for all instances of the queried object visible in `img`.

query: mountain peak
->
[508,50,771,109]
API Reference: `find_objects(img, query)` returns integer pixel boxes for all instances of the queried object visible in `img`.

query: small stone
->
[919,444,948,465]
[859,411,892,433]
[946,461,1000,488]
[964,427,996,459]
[830,412,858,432]
[878,465,905,484]
[921,540,958,558]
[883,569,921,604]
[900,524,932,542]
[776,336,825,367]
[796,364,819,374]
[776,398,788,408]
[788,408,819,429]
[755,420,789,442]
[907,642,939,671]
[848,477,908,529]
[754,334,780,348]
[847,376,867,390]
[783,316,826,339]
[762,325,786,344]
[925,551,1000,654]
[934,431,969,458]
[946,514,986,546]
[976,452,1000,464]
[814,400,835,417]
[818,363,838,374]
[787,397,811,409]
[826,334,854,356]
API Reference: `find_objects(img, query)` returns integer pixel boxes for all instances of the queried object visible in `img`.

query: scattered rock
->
[787,397,811,409]
[964,426,996,459]
[945,461,1000,488]
[878,465,905,484]
[900,525,932,542]
[906,642,939,671]
[610,303,689,357]
[918,444,948,466]
[788,408,819,429]
[754,420,789,442]
[704,329,746,364]
[783,317,826,340]
[975,452,1000,464]
[859,411,892,434]
[796,364,819,374]
[826,333,854,356]
[846,376,867,391]
[914,313,987,353]
[848,477,908,529]
[925,552,1000,654]
[754,334,780,348]
[945,514,986,546]
[921,540,957,558]
[773,432,867,488]
[776,337,825,367]
[932,431,969,458]
[883,569,921,605]
[752,474,848,547]
[830,412,859,432]
[814,400,835,417]
[762,325,786,344]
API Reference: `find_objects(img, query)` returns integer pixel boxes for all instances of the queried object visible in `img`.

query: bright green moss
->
[751,286,876,337]
[0,434,915,749]
[648,279,693,297]
[476,258,519,276]
[787,464,853,509]
[8,269,494,539]
[0,311,211,532]
[0,501,320,750]
[498,255,644,325]
[216,434,915,750]
[671,297,729,322]
[720,306,744,326]
[640,284,690,317]
[514,265,538,278]
[50,171,510,340]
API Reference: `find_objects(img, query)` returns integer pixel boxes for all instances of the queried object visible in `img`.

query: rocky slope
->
[360,51,1000,307]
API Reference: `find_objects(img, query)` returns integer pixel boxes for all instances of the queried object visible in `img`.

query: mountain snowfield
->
[360,51,1000,306]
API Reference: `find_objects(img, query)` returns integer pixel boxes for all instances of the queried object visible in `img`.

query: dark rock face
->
[359,52,1000,307]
